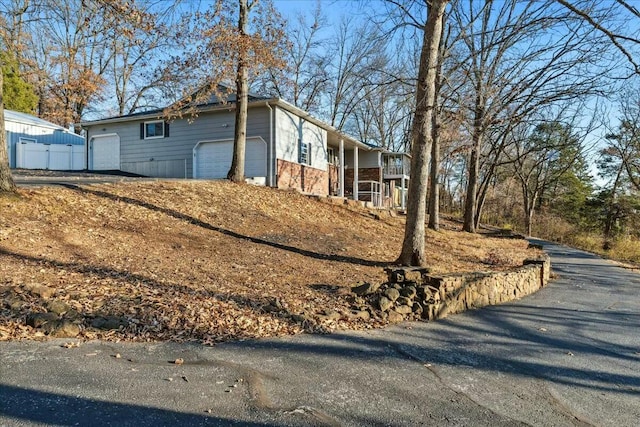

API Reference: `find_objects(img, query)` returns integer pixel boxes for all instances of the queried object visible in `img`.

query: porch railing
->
[358,180,381,207]
[383,157,410,176]
[384,164,408,176]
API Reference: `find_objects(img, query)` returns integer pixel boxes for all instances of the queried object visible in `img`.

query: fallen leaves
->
[0,181,539,344]
[61,341,81,349]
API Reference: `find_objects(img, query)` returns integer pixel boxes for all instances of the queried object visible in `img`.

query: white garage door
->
[91,134,120,170]
[194,137,267,179]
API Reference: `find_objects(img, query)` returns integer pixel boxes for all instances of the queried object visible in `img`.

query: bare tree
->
[397,0,448,266]
[509,120,587,236]
[597,85,640,240]
[557,0,640,76]
[256,1,329,113]
[227,0,251,182]
[325,18,387,131]
[450,0,611,232]
[105,4,191,116]
[166,0,287,183]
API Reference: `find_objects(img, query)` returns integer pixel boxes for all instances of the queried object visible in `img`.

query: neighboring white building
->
[4,109,85,170]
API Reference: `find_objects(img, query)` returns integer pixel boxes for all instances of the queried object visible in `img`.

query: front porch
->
[383,153,410,211]
[326,136,409,210]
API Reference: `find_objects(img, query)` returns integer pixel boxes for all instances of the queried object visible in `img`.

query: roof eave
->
[80,99,371,151]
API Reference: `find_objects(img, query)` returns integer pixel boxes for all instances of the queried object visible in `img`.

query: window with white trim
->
[143,120,165,139]
[300,142,311,165]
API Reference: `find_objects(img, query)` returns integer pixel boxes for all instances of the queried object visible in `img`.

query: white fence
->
[16,142,85,170]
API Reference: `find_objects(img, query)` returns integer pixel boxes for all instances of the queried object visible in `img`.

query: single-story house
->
[5,109,85,170]
[81,90,410,208]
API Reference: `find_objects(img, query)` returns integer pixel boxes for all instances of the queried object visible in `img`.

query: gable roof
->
[4,109,73,132]
[81,91,374,151]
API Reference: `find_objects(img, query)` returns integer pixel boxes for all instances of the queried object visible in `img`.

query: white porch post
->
[353,146,359,201]
[401,176,406,210]
[339,139,345,197]
[378,152,383,207]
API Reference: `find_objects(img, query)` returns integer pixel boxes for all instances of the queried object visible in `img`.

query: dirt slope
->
[0,181,537,343]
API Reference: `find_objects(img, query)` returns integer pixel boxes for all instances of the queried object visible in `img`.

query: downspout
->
[265,102,275,187]
[85,128,90,170]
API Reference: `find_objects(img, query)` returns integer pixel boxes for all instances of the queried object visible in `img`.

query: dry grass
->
[0,181,539,343]
[567,233,640,265]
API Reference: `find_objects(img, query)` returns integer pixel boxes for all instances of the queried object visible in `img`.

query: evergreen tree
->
[1,51,37,114]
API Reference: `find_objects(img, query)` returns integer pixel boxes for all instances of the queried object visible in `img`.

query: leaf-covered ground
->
[0,181,538,344]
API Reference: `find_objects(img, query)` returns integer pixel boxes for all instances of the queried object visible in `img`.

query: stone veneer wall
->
[351,254,553,323]
[420,255,550,319]
[277,159,328,195]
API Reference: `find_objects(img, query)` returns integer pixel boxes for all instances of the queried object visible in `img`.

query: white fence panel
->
[16,142,85,170]
[71,145,85,170]
[17,142,48,169]
[49,144,72,170]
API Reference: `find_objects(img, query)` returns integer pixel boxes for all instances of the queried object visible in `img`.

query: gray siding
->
[345,150,380,169]
[274,108,327,170]
[86,107,271,179]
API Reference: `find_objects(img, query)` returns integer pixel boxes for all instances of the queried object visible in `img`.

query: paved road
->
[1,240,639,426]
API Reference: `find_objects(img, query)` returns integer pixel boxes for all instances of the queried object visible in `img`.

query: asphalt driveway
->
[12,169,152,187]
[1,240,638,426]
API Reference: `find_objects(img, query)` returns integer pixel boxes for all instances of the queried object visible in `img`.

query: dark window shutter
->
[140,123,144,139]
[308,144,312,165]
[164,122,170,138]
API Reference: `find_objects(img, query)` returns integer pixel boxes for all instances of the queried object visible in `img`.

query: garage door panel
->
[92,135,120,170]
[195,138,266,179]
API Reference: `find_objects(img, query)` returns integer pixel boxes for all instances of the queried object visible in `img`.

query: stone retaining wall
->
[350,254,551,324]
[421,254,550,319]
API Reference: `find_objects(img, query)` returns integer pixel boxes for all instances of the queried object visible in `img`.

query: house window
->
[300,142,311,165]
[19,137,37,144]
[327,147,335,165]
[144,120,165,139]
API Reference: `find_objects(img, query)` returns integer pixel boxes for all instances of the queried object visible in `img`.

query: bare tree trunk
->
[397,0,448,266]
[428,112,440,231]
[428,32,446,232]
[0,56,17,194]
[474,187,487,230]
[463,137,481,232]
[521,185,537,237]
[227,0,249,183]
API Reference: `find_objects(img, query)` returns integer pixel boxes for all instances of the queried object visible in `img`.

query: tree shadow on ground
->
[0,384,274,426]
[217,302,640,397]
[58,184,390,268]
